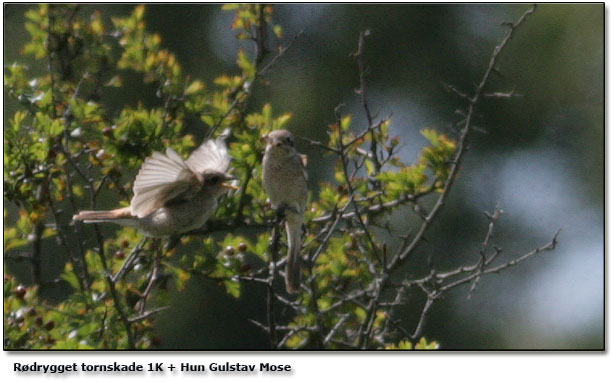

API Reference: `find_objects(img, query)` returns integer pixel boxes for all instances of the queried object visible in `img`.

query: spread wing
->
[130,148,202,218]
[185,138,230,174]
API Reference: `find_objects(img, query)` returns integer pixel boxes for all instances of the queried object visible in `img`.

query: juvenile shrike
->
[262,129,308,294]
[73,139,236,237]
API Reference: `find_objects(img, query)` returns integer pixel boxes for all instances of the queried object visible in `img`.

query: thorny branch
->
[205,17,301,141]
[376,4,543,346]
[266,214,282,348]
[259,5,558,350]
[32,6,138,348]
[136,239,163,315]
[354,30,383,174]
[235,14,305,348]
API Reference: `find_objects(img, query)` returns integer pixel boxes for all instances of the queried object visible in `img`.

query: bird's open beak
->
[222,182,239,190]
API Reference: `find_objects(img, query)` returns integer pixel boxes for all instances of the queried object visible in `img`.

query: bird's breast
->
[137,194,217,237]
[263,151,308,211]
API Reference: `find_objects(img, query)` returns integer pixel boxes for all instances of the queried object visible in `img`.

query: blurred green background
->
[3,4,603,349]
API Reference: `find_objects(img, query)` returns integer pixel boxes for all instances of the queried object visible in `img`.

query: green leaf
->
[273,25,283,38]
[77,322,99,337]
[4,237,28,252]
[415,337,439,349]
[341,115,352,131]
[364,159,375,175]
[184,80,205,95]
[237,49,256,79]
[48,119,65,136]
[201,115,215,127]
[61,264,81,290]
[385,340,413,350]
[105,75,123,87]
[221,4,240,11]
[224,279,241,298]
[133,4,145,21]
[274,113,292,129]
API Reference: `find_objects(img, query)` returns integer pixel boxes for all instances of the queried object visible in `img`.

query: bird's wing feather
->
[185,139,230,174]
[290,151,308,210]
[131,148,202,218]
[299,154,308,182]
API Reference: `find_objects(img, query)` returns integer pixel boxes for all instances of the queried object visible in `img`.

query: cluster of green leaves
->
[5,276,61,349]
[385,338,439,350]
[222,4,284,44]
[4,272,134,349]
[2,4,223,349]
[4,209,55,252]
[5,4,456,349]
[3,3,291,350]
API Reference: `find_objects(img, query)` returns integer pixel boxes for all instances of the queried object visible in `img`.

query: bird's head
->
[201,169,238,195]
[263,129,296,153]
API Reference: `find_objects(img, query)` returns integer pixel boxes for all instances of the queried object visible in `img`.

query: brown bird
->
[262,129,308,294]
[73,139,236,237]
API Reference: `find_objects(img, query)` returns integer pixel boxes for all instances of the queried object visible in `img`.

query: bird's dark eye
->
[285,137,294,146]
[208,175,220,184]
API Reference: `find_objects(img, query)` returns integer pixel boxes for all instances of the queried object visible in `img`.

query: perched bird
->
[262,129,308,294]
[73,139,236,237]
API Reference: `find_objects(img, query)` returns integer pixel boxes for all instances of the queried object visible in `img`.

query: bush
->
[4,4,557,349]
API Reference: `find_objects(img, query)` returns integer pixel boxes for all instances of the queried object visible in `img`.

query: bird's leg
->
[276,203,288,222]
[276,203,299,220]
[165,235,181,252]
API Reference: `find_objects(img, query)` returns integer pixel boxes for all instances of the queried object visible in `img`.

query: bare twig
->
[320,289,370,314]
[341,5,542,349]
[353,29,382,174]
[93,225,134,348]
[296,135,342,154]
[29,184,48,287]
[468,206,503,296]
[409,298,434,340]
[47,195,85,291]
[128,306,169,323]
[234,162,255,223]
[136,239,163,315]
[277,325,310,348]
[257,30,304,77]
[482,88,521,98]
[310,196,353,264]
[112,238,148,282]
[75,150,135,348]
[389,4,538,271]
[253,4,268,65]
[323,313,351,346]
[336,115,380,263]
[266,214,282,348]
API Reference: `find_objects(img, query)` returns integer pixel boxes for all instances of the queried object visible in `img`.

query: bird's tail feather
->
[284,212,303,294]
[73,207,136,226]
